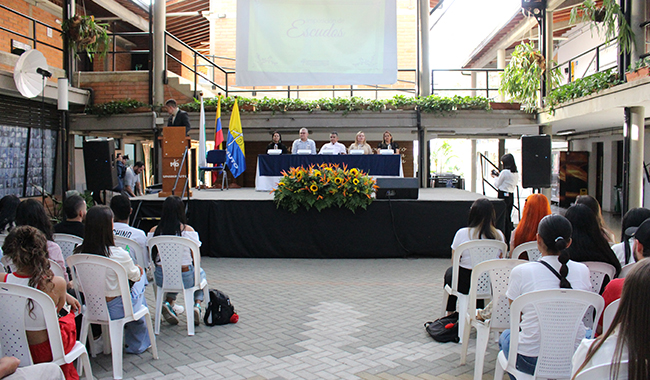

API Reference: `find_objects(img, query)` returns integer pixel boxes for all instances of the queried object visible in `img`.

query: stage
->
[131,188,506,259]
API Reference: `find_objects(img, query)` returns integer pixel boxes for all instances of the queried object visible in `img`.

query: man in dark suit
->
[165,99,191,135]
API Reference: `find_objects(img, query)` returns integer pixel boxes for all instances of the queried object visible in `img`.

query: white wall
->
[555,23,616,83]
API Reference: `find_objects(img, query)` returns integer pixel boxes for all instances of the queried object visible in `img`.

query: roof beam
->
[93,0,149,32]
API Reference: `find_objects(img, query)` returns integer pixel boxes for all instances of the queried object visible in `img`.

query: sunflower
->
[334,177,343,185]
[313,170,322,178]
[352,178,360,185]
[310,183,319,193]
[349,168,359,176]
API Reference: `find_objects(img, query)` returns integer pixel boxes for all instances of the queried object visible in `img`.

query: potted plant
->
[61,15,111,61]
[388,95,417,110]
[626,57,650,82]
[570,0,635,54]
[498,42,561,112]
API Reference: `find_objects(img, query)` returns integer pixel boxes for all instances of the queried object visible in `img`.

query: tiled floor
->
[88,258,498,380]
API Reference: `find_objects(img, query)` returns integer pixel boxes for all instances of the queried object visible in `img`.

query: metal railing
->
[551,39,617,86]
[431,68,503,98]
[0,4,63,54]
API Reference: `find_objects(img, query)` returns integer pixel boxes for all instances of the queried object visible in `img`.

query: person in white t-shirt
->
[499,214,591,378]
[571,258,650,380]
[491,153,518,246]
[444,198,505,313]
[611,207,650,267]
[110,194,149,267]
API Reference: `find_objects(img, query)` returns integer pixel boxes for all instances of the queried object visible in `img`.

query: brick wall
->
[93,43,132,72]
[0,0,64,72]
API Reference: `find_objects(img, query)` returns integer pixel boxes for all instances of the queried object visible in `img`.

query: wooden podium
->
[159,127,192,197]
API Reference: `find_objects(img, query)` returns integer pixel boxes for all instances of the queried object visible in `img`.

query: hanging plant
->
[570,0,634,54]
[61,15,111,61]
[499,42,562,112]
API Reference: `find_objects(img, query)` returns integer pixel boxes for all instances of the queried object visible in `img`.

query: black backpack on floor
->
[424,312,459,343]
[204,289,237,326]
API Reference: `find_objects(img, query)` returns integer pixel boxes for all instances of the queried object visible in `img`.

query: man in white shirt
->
[319,131,347,155]
[291,127,316,154]
[110,194,147,265]
[123,161,144,198]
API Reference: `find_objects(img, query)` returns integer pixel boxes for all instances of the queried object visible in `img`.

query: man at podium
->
[166,99,191,136]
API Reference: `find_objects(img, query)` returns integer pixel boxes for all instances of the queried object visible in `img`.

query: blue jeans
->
[107,275,151,354]
[499,329,538,380]
[154,264,205,302]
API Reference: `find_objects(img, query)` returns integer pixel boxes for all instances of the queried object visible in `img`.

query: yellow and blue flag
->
[226,98,246,177]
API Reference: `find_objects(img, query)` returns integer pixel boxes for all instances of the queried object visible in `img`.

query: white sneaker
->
[172,304,185,315]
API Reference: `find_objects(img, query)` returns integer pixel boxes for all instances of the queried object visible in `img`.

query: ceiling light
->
[556,129,576,135]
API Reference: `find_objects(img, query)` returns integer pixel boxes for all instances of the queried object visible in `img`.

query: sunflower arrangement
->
[273,163,377,213]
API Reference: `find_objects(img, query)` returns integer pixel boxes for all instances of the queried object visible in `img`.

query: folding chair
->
[199,149,228,190]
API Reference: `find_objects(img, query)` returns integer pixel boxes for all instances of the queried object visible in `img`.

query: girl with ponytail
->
[0,226,80,379]
[498,215,591,378]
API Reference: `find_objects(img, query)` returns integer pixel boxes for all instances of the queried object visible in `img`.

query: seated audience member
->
[319,131,347,155]
[509,193,551,258]
[110,195,147,266]
[0,226,80,379]
[53,195,86,238]
[575,195,616,244]
[0,357,64,380]
[377,130,400,154]
[564,204,621,286]
[73,206,151,354]
[148,196,206,326]
[500,215,591,379]
[602,218,650,318]
[0,195,20,235]
[443,198,505,313]
[611,208,650,267]
[291,128,316,154]
[266,131,289,154]
[572,258,650,380]
[15,200,66,276]
[348,131,373,154]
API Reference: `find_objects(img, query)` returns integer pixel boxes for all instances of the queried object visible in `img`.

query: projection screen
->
[236,0,397,87]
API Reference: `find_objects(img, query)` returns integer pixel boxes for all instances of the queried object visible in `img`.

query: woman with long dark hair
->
[0,226,80,379]
[510,193,551,258]
[575,195,616,244]
[572,259,650,380]
[491,153,518,246]
[499,214,591,378]
[266,131,289,154]
[611,208,650,266]
[15,199,66,275]
[0,194,20,234]
[564,204,621,282]
[148,196,206,326]
[74,206,151,354]
[443,198,505,313]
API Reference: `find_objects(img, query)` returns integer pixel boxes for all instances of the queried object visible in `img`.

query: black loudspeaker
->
[83,139,119,191]
[522,135,551,188]
[376,178,419,199]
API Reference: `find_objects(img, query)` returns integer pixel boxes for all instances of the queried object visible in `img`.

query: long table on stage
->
[255,154,404,191]
[131,188,505,259]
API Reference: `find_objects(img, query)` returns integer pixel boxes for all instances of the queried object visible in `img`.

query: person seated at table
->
[265,131,289,154]
[348,131,373,154]
[319,131,347,155]
[377,130,400,154]
[291,128,316,154]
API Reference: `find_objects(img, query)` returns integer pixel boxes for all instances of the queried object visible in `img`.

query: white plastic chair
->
[67,254,158,380]
[511,241,541,261]
[0,282,93,379]
[602,298,620,334]
[619,262,635,278]
[574,360,628,380]
[48,259,65,278]
[493,289,604,380]
[53,233,83,263]
[460,258,527,380]
[441,239,507,343]
[583,261,617,293]
[113,235,148,269]
[148,235,208,336]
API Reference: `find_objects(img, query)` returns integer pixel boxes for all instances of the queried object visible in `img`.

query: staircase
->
[166,71,219,100]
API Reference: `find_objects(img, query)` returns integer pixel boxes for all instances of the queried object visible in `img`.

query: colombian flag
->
[226,99,246,178]
[212,95,224,183]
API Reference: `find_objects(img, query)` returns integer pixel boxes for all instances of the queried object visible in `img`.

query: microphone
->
[36,68,52,78]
